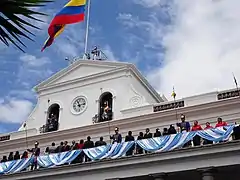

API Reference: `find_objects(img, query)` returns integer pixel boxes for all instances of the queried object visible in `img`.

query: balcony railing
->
[217,90,240,100]
[153,101,185,112]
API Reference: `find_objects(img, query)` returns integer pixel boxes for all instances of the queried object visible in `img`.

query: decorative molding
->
[153,101,185,112]
[130,96,142,108]
[34,60,164,103]
[129,85,144,108]
[0,135,10,142]
[217,90,240,100]
[35,60,130,89]
[100,88,117,98]
[125,69,131,77]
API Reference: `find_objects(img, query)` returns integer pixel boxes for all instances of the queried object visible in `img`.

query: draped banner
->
[83,145,111,160]
[37,150,81,168]
[0,157,33,174]
[0,125,235,174]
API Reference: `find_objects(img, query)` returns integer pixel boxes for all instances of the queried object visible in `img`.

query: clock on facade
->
[71,96,88,115]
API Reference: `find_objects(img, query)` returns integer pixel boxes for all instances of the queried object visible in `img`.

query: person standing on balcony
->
[84,136,94,162]
[27,141,40,170]
[203,122,213,145]
[154,128,162,137]
[215,117,227,128]
[168,125,177,135]
[177,114,191,147]
[176,114,191,132]
[144,128,153,153]
[144,128,153,139]
[191,121,203,146]
[8,152,14,161]
[136,132,144,154]
[62,141,70,152]
[95,137,107,147]
[125,131,135,156]
[110,127,122,143]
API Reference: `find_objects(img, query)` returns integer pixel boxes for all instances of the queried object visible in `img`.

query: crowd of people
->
[1,114,240,171]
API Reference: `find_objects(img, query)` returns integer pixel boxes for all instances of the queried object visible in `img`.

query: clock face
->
[71,96,87,114]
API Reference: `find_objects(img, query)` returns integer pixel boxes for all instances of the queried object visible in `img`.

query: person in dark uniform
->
[154,128,161,137]
[95,137,107,147]
[83,136,94,162]
[176,114,191,147]
[168,125,177,135]
[62,141,70,152]
[110,127,122,143]
[125,131,135,156]
[27,141,40,170]
[144,128,153,139]
[144,128,153,153]
[136,132,144,154]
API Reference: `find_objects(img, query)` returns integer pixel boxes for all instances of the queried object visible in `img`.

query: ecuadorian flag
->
[41,0,87,52]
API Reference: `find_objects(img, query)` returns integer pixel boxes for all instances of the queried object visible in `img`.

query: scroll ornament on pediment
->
[130,96,143,108]
[129,84,145,108]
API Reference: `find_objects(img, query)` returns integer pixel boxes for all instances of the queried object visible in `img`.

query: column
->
[149,173,167,180]
[198,168,215,180]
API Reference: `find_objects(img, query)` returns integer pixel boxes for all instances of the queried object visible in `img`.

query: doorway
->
[46,103,60,132]
[99,92,113,122]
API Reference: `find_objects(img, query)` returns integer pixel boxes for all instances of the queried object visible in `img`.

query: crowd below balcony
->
[1,114,240,171]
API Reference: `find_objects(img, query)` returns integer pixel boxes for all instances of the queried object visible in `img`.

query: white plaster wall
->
[26,67,163,131]
[120,105,154,119]
[184,91,217,107]
[28,78,126,130]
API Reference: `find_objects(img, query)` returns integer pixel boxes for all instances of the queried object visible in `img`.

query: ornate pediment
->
[35,60,128,90]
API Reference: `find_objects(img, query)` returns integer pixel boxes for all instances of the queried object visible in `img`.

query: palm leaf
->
[0,0,52,52]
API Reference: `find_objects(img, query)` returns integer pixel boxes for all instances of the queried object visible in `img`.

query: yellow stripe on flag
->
[65,0,87,7]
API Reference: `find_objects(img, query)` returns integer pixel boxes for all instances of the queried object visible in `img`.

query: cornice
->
[35,60,132,91]
[128,65,164,103]
[37,67,128,93]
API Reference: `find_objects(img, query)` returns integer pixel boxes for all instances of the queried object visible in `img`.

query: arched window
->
[46,103,60,132]
[99,92,113,122]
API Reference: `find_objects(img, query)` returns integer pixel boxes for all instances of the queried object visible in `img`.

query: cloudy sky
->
[0,0,240,133]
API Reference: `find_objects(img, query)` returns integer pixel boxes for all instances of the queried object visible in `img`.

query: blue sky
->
[1,0,240,133]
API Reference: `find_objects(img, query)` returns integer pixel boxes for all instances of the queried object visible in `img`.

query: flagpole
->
[24,123,28,149]
[84,0,91,55]
[172,87,178,123]
[232,73,239,96]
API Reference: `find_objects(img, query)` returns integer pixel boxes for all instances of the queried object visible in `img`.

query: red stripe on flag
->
[48,14,84,36]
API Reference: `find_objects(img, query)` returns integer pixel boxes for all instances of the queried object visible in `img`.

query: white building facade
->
[0,60,240,180]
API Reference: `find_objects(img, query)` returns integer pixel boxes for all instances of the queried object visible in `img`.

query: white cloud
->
[102,45,118,61]
[9,90,36,100]
[20,54,50,67]
[0,99,33,124]
[133,0,162,8]
[125,0,240,99]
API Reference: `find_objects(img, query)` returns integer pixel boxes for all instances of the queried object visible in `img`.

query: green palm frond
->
[0,0,52,52]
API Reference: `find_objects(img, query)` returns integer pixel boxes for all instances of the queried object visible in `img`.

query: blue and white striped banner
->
[83,145,111,160]
[37,150,81,168]
[0,157,33,174]
[0,125,235,174]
